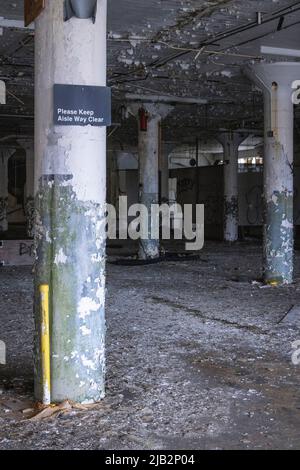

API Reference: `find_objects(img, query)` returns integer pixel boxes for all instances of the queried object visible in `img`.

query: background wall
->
[113,166,300,241]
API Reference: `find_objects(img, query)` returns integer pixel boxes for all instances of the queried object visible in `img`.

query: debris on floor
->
[1,242,300,450]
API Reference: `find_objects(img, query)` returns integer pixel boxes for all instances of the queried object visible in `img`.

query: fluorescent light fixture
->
[261,46,300,58]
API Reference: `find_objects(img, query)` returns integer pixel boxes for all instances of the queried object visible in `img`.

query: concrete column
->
[130,104,172,260]
[0,149,14,232]
[247,63,300,285]
[18,140,34,238]
[218,132,246,242]
[139,107,161,259]
[34,0,107,403]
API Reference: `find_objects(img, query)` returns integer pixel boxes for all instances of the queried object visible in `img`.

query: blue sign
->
[54,84,111,127]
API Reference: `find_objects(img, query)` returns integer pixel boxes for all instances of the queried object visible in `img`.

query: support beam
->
[139,104,173,259]
[246,62,300,285]
[129,103,173,259]
[34,0,107,403]
[138,106,162,259]
[217,132,247,242]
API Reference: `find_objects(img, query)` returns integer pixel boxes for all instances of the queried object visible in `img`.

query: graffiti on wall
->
[0,240,34,266]
[245,185,263,225]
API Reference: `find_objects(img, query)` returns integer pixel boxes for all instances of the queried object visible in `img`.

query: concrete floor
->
[0,241,300,450]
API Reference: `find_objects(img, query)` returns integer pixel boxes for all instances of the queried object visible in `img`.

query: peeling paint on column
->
[218,133,246,243]
[133,103,173,260]
[34,176,106,403]
[246,63,298,286]
[264,191,293,285]
[34,0,107,403]
[138,113,161,260]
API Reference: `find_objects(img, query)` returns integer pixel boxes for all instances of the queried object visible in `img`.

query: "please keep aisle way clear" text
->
[56,108,104,124]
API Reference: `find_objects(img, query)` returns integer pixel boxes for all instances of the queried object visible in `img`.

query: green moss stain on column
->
[264,191,293,285]
[34,175,106,404]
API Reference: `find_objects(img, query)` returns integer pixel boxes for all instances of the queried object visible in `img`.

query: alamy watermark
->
[292,81,300,105]
[106,196,204,251]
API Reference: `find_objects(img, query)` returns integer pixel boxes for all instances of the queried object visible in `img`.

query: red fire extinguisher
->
[139,107,148,132]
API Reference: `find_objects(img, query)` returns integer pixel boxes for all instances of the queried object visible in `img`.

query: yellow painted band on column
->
[40,284,51,405]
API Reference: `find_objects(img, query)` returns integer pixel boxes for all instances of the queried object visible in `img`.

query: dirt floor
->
[0,241,300,450]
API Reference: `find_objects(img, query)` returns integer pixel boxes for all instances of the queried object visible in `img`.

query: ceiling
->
[0,0,300,144]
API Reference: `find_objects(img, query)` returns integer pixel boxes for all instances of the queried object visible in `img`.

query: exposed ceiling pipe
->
[151,3,300,68]
[261,46,300,58]
[210,18,300,57]
[199,1,300,48]
[125,93,207,105]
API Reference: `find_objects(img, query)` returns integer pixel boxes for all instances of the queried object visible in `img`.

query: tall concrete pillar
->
[18,140,34,238]
[34,0,107,403]
[138,106,161,259]
[0,149,14,233]
[218,132,246,242]
[130,104,172,259]
[247,63,300,284]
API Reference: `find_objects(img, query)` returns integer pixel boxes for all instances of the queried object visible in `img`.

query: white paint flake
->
[78,297,100,319]
[81,355,97,370]
[282,219,293,229]
[80,325,92,336]
[54,248,67,265]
